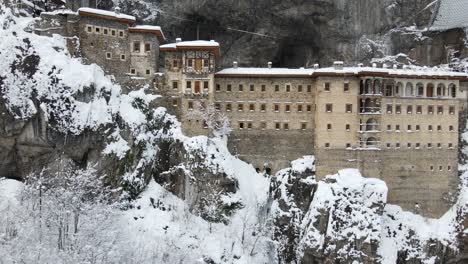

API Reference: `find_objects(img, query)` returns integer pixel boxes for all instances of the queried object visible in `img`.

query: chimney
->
[372,63,377,68]
[393,64,398,69]
[382,63,389,69]
[233,61,238,69]
[268,62,272,69]
[313,63,320,69]
[176,38,182,43]
[333,61,344,70]
[114,7,121,14]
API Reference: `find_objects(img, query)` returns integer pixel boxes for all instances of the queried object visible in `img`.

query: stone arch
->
[426,83,434,97]
[416,83,424,96]
[448,83,456,98]
[366,118,378,131]
[405,83,413,97]
[437,83,446,97]
[395,82,403,96]
[365,79,372,94]
[366,137,378,147]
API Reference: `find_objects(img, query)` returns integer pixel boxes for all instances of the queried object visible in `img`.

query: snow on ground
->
[0,178,23,211]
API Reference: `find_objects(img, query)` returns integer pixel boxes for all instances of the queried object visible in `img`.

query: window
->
[172,99,178,107]
[407,125,412,131]
[172,81,178,89]
[87,25,92,33]
[437,125,442,131]
[346,104,352,113]
[346,143,351,148]
[416,105,422,114]
[215,103,221,111]
[437,143,442,148]
[396,125,400,131]
[449,125,454,131]
[387,143,391,148]
[203,121,208,129]
[387,124,391,131]
[227,84,232,92]
[326,104,333,113]
[344,82,349,92]
[106,52,112,59]
[286,84,291,92]
[307,105,312,112]
[415,143,420,149]
[407,105,412,114]
[111,29,116,36]
[261,85,266,92]
[95,27,101,34]
[307,85,312,92]
[172,60,178,68]
[188,59,193,67]
[120,54,126,61]
[203,81,209,89]
[274,104,280,112]
[427,143,432,148]
[428,125,433,131]
[145,43,151,52]
[119,30,124,37]
[298,85,303,92]
[285,104,291,112]
[130,68,136,74]
[275,85,280,92]
[238,104,244,111]
[261,122,267,130]
[437,106,443,114]
[449,106,455,115]
[439,166,443,171]
[203,59,209,67]
[325,143,330,148]
[327,123,332,130]
[275,123,280,130]
[448,166,452,171]
[407,143,412,148]
[188,101,193,110]
[186,81,192,89]
[247,122,253,129]
[396,105,401,114]
[239,122,244,129]
[416,125,420,131]
[386,104,392,114]
[297,105,303,112]
[396,143,400,148]
[430,165,434,171]
[226,104,232,111]
[346,124,350,131]
[249,104,255,111]
[216,84,220,91]
[301,123,307,130]
[133,41,141,52]
[146,69,151,75]
[238,84,243,92]
[250,84,255,92]
[324,82,330,91]
[428,105,434,114]
[261,104,266,112]
[283,123,289,130]
[103,28,108,35]
[449,143,453,149]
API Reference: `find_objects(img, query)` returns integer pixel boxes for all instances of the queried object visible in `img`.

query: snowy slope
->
[431,0,468,31]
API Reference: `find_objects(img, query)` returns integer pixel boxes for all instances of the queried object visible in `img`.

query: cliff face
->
[115,0,467,69]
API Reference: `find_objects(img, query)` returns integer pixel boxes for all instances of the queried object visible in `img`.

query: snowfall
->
[0,3,467,264]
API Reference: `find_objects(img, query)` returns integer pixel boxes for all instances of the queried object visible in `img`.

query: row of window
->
[132,41,152,53]
[215,83,313,93]
[323,142,455,149]
[187,101,315,113]
[85,25,125,38]
[238,121,309,130]
[383,124,456,132]
[360,79,458,98]
[384,104,456,115]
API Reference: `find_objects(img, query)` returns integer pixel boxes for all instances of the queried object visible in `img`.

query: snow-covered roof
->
[78,8,136,24]
[216,67,315,77]
[160,40,220,57]
[128,25,165,42]
[216,65,468,80]
[430,0,468,31]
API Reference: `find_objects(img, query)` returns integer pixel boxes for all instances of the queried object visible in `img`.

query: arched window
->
[365,79,372,94]
[385,84,393,96]
[366,118,378,131]
[366,137,378,147]
[416,83,424,96]
[426,83,434,97]
[373,79,382,94]
[436,83,446,97]
[363,98,377,113]
[360,80,364,95]
[405,83,413,97]
[448,83,456,98]
[395,82,403,96]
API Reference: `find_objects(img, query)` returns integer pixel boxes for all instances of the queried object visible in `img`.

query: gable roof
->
[160,40,220,58]
[128,25,165,42]
[78,8,136,24]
